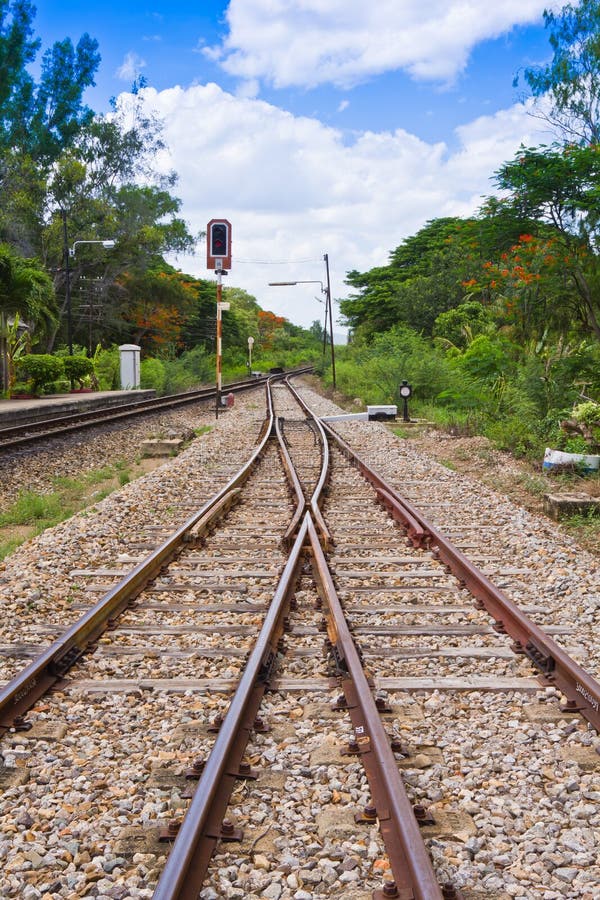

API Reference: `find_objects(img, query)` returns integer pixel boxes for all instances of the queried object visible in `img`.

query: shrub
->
[93,346,120,390]
[16,354,64,395]
[140,357,166,393]
[63,355,95,388]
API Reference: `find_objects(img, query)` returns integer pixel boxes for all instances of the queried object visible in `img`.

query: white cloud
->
[135,84,549,329]
[337,100,349,113]
[206,0,551,90]
[116,52,147,82]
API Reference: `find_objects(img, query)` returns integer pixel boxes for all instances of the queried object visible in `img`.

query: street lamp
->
[268,253,336,389]
[61,218,116,355]
[247,335,255,372]
[70,239,116,257]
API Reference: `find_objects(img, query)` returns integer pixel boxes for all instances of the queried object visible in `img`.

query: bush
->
[16,354,64,395]
[140,357,166,393]
[63,355,95,388]
[93,347,120,391]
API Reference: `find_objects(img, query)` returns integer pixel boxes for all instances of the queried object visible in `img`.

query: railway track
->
[0,378,598,899]
[0,368,312,453]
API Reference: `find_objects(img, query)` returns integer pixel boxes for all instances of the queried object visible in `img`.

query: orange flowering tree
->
[462,232,575,339]
[495,144,600,341]
[257,309,287,348]
[118,269,197,354]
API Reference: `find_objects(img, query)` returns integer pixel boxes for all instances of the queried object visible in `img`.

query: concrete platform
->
[0,390,156,428]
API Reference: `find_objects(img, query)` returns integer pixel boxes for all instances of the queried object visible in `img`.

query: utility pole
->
[62,210,73,355]
[324,253,336,390]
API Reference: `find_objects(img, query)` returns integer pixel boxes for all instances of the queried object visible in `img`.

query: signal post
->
[207,219,232,418]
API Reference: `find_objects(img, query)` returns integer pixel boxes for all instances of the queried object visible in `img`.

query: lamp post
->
[268,254,336,389]
[61,214,116,355]
[247,335,254,372]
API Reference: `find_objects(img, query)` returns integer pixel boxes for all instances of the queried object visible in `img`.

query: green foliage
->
[0,2,100,161]
[93,345,120,390]
[62,354,94,387]
[563,434,591,453]
[572,400,600,425]
[16,352,63,393]
[140,356,166,393]
[433,301,494,350]
[453,335,511,382]
[517,0,600,143]
[0,242,57,339]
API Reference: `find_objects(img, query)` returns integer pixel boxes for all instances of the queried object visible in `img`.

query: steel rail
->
[284,377,332,547]
[0,385,276,731]
[275,413,307,546]
[0,367,313,452]
[307,514,446,900]
[152,515,309,900]
[320,418,600,733]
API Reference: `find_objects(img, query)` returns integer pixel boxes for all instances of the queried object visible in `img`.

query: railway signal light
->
[207,219,232,269]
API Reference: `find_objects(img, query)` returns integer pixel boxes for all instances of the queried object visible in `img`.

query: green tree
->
[518,0,600,143]
[433,301,494,350]
[0,1,99,160]
[495,144,600,340]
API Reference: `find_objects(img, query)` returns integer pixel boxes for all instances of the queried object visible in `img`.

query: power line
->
[233,257,322,265]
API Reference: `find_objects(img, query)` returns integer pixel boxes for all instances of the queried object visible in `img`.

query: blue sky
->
[34,1,561,330]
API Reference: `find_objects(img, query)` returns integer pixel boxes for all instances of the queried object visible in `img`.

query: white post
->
[119,344,141,389]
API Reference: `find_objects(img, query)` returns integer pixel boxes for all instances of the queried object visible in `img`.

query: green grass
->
[0,536,25,562]
[439,459,457,471]
[0,459,136,560]
[0,490,67,527]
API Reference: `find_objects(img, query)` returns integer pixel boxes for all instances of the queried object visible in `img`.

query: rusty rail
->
[320,418,600,733]
[284,377,332,547]
[307,515,446,900]
[152,516,309,900]
[0,367,312,452]
[0,388,276,730]
[275,414,307,545]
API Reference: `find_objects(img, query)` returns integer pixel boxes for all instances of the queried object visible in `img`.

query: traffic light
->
[210,222,228,257]
[206,218,232,269]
